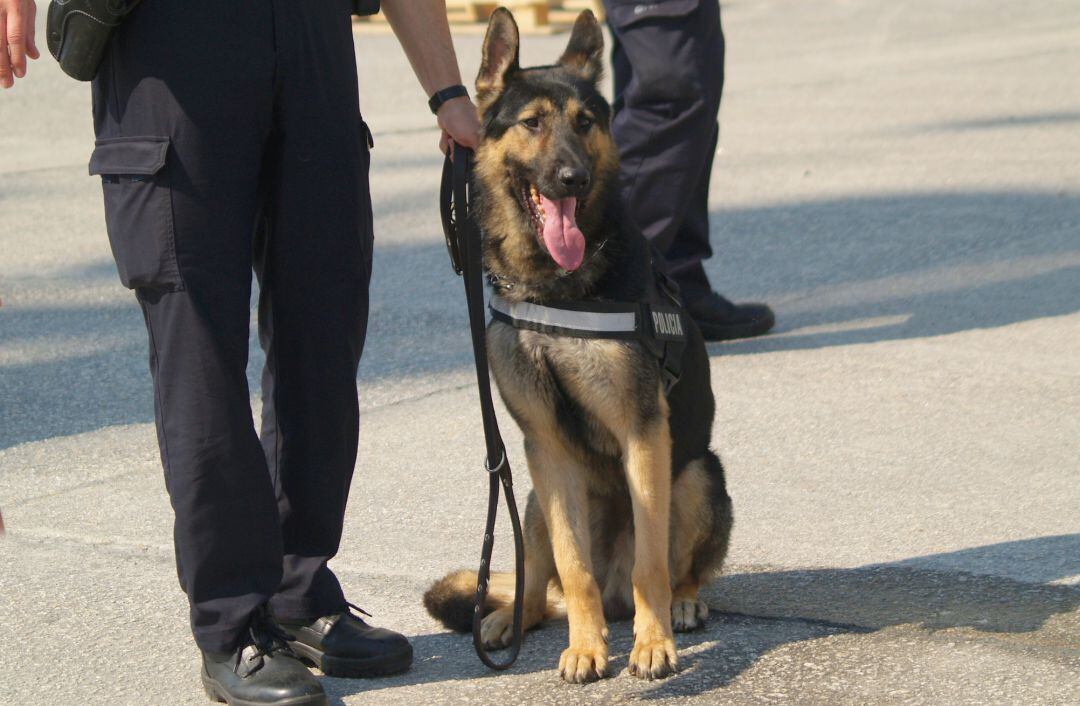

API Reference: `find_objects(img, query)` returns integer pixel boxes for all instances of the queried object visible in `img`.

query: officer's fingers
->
[25,0,38,60]
[439,131,451,157]
[5,4,26,78]
[0,15,13,89]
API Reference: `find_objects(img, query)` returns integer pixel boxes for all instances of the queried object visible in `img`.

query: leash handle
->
[443,144,526,670]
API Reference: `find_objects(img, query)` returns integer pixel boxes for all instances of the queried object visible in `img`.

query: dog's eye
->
[577,115,594,131]
[521,117,541,130]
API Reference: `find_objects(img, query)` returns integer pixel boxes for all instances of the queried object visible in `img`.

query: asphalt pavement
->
[1,0,1078,703]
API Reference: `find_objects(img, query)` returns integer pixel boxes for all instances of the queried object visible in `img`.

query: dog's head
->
[474,9,618,282]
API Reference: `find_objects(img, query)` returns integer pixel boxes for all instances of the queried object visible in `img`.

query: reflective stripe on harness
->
[490,296,639,337]
[489,293,688,392]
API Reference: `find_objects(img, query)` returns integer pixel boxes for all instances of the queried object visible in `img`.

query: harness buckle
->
[660,346,682,394]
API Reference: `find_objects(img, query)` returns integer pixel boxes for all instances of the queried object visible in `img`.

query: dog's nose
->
[557,166,591,192]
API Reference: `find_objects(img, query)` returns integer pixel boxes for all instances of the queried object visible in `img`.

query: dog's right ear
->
[476,8,520,106]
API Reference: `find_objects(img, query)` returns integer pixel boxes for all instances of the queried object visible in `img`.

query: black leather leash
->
[439,143,526,670]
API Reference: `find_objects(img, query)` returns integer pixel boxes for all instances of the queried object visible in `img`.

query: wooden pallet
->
[354,1,605,34]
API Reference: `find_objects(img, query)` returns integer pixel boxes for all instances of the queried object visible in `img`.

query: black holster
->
[46,0,142,81]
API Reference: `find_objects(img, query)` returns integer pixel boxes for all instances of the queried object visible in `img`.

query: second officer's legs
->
[607,0,724,287]
[605,0,774,340]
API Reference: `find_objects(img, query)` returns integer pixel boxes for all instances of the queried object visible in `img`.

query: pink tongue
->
[539,195,586,271]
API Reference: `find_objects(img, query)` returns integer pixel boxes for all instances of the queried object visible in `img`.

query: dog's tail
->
[423,570,563,632]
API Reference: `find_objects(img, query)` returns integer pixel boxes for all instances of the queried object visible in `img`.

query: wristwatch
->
[428,85,470,115]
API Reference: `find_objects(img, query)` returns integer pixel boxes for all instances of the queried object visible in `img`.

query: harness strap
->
[490,296,640,339]
[441,145,526,671]
[489,294,689,393]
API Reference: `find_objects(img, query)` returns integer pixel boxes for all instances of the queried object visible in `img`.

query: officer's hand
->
[0,0,39,89]
[437,95,482,154]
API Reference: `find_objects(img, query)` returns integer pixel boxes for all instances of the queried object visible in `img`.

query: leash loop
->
[440,144,527,671]
[485,448,508,475]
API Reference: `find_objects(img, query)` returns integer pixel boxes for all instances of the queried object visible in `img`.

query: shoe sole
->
[288,639,413,678]
[201,671,327,706]
[695,310,776,342]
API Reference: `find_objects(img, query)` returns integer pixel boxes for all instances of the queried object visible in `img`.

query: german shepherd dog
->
[424,8,733,683]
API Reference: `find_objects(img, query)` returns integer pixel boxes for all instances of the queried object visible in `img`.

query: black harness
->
[439,144,688,671]
[488,277,688,393]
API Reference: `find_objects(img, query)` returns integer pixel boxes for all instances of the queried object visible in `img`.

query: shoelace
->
[345,601,372,620]
[235,610,296,675]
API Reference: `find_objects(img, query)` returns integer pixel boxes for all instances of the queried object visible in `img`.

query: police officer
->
[603,0,775,340]
[3,1,480,704]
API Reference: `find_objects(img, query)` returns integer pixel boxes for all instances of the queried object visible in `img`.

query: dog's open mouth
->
[519,184,586,272]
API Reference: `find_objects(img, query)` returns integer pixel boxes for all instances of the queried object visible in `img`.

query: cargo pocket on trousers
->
[89,136,184,292]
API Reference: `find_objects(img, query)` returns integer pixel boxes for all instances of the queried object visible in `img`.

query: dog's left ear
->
[559,10,604,82]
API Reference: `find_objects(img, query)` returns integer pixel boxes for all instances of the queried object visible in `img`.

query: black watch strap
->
[429,85,469,115]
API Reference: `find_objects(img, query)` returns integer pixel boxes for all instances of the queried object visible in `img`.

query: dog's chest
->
[487,321,660,459]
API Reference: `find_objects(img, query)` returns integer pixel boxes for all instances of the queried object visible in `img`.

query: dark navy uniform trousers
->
[89,0,373,652]
[603,0,725,303]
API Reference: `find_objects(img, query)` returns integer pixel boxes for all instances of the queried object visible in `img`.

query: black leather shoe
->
[685,291,776,341]
[201,607,326,706]
[279,603,413,678]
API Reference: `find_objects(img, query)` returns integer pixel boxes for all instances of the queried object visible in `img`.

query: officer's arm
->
[0,0,40,89]
[381,0,481,149]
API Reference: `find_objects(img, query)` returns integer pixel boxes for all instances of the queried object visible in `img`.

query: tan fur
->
[670,458,713,581]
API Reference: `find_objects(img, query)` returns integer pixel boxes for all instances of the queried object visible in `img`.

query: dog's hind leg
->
[623,409,678,680]
[671,451,733,632]
[668,458,713,632]
[671,581,709,632]
[480,490,559,649]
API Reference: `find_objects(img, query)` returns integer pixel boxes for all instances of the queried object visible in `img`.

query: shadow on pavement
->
[2,190,1078,450]
[905,110,1080,133]
[710,260,1080,356]
[708,190,1079,356]
[319,535,1079,702]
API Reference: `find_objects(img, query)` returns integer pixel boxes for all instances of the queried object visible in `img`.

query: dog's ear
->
[476,8,521,105]
[559,10,604,82]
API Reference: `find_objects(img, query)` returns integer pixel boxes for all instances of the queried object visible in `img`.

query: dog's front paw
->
[558,644,609,683]
[628,634,678,680]
[672,598,708,632]
[480,607,515,650]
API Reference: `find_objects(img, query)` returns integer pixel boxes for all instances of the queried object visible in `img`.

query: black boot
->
[685,291,775,341]
[279,603,413,678]
[201,607,326,706]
